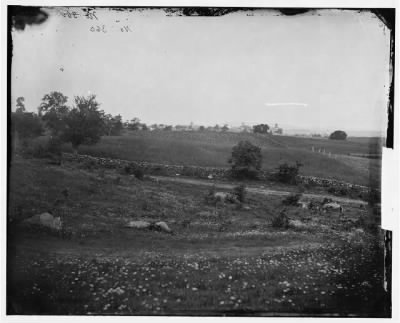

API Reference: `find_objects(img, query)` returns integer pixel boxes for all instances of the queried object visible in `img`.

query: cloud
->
[265,103,308,107]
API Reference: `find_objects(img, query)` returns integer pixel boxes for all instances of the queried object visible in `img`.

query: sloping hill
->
[63,131,381,186]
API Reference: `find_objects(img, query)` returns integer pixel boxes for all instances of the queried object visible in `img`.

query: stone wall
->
[62,153,374,195]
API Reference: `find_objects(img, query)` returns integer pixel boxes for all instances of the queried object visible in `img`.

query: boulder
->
[297,201,309,209]
[289,219,308,230]
[126,220,151,229]
[214,192,239,204]
[153,221,172,233]
[322,202,344,213]
[24,212,62,230]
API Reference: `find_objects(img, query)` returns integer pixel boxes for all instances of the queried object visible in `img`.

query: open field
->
[39,131,383,186]
[7,157,388,316]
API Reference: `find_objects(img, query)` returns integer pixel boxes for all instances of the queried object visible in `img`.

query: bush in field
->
[276,161,303,184]
[233,184,247,203]
[253,124,270,134]
[366,188,380,206]
[271,209,289,229]
[204,185,217,205]
[11,111,44,142]
[124,163,144,180]
[329,130,347,140]
[228,141,262,179]
[23,137,62,163]
[282,193,302,206]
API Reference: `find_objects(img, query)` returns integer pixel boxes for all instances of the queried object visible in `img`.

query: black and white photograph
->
[3,2,397,319]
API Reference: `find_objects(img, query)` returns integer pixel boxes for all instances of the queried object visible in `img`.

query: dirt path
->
[151,176,367,205]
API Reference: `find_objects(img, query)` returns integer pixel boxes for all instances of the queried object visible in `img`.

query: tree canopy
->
[61,95,105,151]
[38,91,69,135]
[253,124,270,134]
[329,130,347,140]
[228,141,262,179]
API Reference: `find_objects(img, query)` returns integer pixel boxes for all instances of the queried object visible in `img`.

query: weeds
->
[282,193,302,206]
[271,209,289,229]
[233,184,247,203]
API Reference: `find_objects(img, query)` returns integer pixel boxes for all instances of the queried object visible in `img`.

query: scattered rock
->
[214,192,239,204]
[153,221,173,233]
[24,212,62,230]
[297,201,309,209]
[289,219,308,230]
[126,220,151,229]
[322,202,344,214]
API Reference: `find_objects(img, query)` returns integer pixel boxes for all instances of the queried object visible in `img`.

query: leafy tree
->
[276,161,303,184]
[199,126,205,131]
[15,97,26,113]
[103,114,123,136]
[164,125,173,131]
[253,124,270,134]
[127,117,141,131]
[38,91,69,135]
[228,141,262,179]
[221,124,229,132]
[61,95,104,153]
[329,130,347,140]
[11,111,43,140]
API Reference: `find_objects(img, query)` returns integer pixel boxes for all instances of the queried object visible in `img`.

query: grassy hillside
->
[58,131,380,186]
[26,131,380,186]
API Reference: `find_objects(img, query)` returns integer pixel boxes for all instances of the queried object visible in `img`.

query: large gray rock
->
[153,221,172,233]
[289,219,308,230]
[322,202,344,213]
[126,220,151,229]
[214,192,239,204]
[24,212,62,230]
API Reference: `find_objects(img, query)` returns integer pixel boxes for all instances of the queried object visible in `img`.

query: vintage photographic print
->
[6,4,394,318]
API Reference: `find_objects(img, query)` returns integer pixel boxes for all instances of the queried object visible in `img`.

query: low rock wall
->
[62,153,373,195]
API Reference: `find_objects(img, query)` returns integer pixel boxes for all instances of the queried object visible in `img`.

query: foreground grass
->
[9,237,386,316]
[7,157,389,316]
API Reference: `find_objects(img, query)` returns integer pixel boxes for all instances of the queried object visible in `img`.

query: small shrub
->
[271,209,289,229]
[366,188,380,206]
[81,158,97,170]
[233,184,247,203]
[204,185,217,205]
[327,187,337,194]
[228,141,262,179]
[124,163,144,180]
[276,161,303,184]
[322,197,333,205]
[282,193,302,206]
[339,187,350,196]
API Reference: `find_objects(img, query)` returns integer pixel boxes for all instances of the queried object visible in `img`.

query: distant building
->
[270,123,283,135]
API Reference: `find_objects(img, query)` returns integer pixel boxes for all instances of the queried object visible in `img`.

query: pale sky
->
[11,8,391,134]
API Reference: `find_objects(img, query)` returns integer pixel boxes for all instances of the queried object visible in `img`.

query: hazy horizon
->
[11,8,390,136]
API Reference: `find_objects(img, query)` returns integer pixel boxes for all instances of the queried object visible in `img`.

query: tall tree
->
[61,95,105,153]
[253,124,270,134]
[329,130,347,140]
[15,97,25,113]
[228,141,262,179]
[38,91,69,135]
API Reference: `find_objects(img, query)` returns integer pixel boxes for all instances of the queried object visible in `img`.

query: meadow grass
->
[7,157,387,316]
[64,131,381,186]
